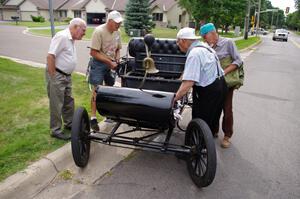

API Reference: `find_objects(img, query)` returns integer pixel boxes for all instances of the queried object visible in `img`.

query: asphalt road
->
[1,25,300,198]
[66,34,300,199]
[0,25,127,74]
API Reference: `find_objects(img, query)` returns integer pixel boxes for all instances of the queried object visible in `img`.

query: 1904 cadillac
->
[71,35,217,187]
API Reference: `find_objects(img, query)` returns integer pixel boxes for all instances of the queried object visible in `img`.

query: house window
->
[74,10,81,18]
[152,13,163,21]
[59,10,67,17]
[179,15,181,23]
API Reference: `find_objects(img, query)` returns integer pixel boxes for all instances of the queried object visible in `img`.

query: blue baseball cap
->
[200,23,216,36]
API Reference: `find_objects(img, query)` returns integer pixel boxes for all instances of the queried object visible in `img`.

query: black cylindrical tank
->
[96,86,175,130]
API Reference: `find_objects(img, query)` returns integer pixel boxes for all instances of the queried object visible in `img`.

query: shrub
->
[64,17,73,23]
[30,15,45,22]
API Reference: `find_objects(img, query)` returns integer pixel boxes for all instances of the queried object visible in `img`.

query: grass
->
[235,36,261,50]
[28,27,179,42]
[3,21,68,28]
[28,26,243,44]
[0,57,95,181]
[219,31,240,38]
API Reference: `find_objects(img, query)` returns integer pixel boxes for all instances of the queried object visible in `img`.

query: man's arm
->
[224,40,242,75]
[90,49,117,69]
[174,80,194,101]
[115,48,121,63]
[223,64,237,75]
[47,54,56,76]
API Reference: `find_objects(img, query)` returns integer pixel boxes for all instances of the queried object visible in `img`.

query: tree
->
[124,0,155,36]
[178,0,246,31]
[286,11,300,30]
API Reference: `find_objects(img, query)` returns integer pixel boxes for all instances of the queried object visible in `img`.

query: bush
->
[30,15,45,23]
[64,17,73,23]
[167,25,177,30]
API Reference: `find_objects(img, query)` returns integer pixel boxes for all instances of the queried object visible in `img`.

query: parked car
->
[249,28,268,35]
[272,29,288,42]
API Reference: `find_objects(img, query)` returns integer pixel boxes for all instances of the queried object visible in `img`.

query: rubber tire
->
[185,118,216,187]
[71,107,91,167]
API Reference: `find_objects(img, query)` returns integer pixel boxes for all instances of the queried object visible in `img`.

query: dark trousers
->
[192,77,227,135]
[213,87,234,138]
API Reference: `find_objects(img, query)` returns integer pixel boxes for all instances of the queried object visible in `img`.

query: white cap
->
[107,10,123,23]
[177,27,200,40]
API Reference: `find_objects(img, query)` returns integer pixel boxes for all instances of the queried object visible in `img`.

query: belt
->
[56,68,71,76]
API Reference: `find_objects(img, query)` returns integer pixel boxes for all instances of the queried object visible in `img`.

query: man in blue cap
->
[200,23,243,148]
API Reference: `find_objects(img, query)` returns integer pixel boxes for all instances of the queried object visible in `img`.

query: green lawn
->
[3,21,68,28]
[28,27,179,42]
[235,36,261,50]
[28,26,243,43]
[0,58,94,181]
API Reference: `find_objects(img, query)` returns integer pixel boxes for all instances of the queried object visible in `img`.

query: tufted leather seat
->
[120,38,186,92]
[127,38,186,76]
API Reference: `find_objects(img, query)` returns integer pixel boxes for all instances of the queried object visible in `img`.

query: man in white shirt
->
[46,18,86,140]
[174,27,227,136]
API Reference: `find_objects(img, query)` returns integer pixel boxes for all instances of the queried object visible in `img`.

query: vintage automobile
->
[71,35,217,188]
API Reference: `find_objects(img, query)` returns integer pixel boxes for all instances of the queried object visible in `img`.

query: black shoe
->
[64,125,72,131]
[90,119,99,131]
[51,132,71,140]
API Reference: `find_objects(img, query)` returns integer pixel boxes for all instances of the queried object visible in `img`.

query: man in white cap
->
[88,10,123,131]
[174,27,227,137]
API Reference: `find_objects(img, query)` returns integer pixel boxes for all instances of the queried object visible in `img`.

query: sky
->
[270,0,297,13]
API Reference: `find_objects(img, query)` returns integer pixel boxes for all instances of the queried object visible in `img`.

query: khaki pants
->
[46,71,74,134]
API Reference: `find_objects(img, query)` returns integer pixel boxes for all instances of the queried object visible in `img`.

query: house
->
[150,0,190,29]
[0,0,23,21]
[1,0,190,28]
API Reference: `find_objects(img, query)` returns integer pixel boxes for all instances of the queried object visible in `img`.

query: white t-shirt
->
[48,28,77,74]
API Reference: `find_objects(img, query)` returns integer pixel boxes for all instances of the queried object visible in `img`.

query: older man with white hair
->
[174,27,227,137]
[46,18,86,140]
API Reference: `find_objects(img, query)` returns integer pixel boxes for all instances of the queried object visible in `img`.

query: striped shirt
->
[182,41,224,87]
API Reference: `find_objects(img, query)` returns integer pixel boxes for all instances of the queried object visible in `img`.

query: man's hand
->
[47,54,56,76]
[109,61,118,70]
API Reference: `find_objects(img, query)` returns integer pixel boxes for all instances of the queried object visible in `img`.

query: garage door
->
[87,13,106,24]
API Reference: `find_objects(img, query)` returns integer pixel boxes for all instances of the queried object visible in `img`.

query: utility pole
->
[276,11,279,28]
[244,0,251,39]
[48,0,55,37]
[255,0,261,37]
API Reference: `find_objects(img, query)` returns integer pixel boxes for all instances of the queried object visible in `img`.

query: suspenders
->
[193,45,222,78]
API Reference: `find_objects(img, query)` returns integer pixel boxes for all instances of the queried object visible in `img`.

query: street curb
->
[0,122,114,199]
